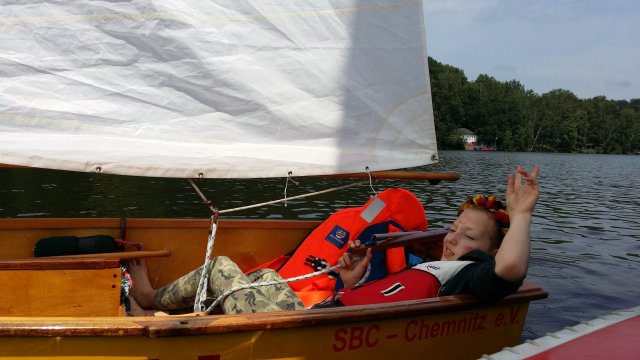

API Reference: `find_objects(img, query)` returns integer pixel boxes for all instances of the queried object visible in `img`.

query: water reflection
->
[1,151,639,341]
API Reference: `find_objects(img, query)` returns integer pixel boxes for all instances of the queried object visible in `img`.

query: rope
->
[218,180,368,214]
[366,166,377,196]
[354,262,371,287]
[188,176,368,215]
[194,215,218,312]
[187,178,216,215]
[283,171,299,207]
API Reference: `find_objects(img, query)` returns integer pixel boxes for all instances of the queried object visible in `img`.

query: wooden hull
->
[0,218,548,359]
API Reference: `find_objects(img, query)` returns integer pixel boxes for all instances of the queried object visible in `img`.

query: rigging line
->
[186,176,221,312]
[283,171,299,207]
[188,177,367,215]
[187,177,216,215]
[365,166,378,196]
[218,180,369,214]
[354,262,372,287]
[194,215,218,312]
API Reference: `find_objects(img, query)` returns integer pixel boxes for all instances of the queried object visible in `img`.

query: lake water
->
[1,150,639,340]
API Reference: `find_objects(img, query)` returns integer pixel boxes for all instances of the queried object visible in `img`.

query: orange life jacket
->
[249,188,428,306]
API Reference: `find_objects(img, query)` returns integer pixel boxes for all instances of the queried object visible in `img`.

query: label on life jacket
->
[251,188,428,305]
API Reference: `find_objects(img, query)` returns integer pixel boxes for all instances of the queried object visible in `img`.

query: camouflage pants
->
[154,256,305,314]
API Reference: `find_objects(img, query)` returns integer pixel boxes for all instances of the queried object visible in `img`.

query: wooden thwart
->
[44,249,171,260]
[0,258,120,270]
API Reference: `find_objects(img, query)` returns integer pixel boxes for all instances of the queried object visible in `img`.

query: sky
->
[423,0,639,101]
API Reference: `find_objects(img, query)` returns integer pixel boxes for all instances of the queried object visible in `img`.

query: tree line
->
[428,57,640,154]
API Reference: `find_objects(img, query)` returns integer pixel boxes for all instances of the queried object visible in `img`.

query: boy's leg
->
[152,266,202,310]
[153,256,284,314]
[247,269,305,311]
[208,256,285,314]
[154,256,304,314]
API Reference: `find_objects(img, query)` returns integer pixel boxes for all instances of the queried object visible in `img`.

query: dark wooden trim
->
[0,218,122,229]
[126,218,321,229]
[0,218,321,230]
[44,249,171,260]
[0,258,120,270]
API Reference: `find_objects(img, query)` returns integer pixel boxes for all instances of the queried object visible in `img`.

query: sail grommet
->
[198,172,204,179]
[95,166,102,173]
[287,171,299,186]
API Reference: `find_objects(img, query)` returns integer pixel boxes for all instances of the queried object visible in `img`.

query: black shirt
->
[438,249,523,302]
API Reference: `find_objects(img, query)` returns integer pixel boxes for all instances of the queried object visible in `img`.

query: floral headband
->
[457,195,510,236]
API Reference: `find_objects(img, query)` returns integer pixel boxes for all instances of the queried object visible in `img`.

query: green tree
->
[427,56,639,154]
[428,57,468,149]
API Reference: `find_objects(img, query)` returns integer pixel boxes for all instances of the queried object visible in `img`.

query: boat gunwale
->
[0,217,322,230]
[0,281,547,338]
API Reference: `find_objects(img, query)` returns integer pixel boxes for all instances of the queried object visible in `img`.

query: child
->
[129,165,539,314]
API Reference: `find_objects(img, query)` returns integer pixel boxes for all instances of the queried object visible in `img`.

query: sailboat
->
[0,1,546,358]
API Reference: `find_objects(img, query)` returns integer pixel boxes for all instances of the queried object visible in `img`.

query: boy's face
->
[440,208,498,261]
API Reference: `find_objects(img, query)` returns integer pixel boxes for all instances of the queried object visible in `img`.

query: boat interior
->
[0,216,546,321]
[0,217,452,317]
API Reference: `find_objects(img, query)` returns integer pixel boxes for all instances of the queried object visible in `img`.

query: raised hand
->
[495,164,540,282]
[506,164,540,216]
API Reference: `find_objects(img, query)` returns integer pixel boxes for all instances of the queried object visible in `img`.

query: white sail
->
[0,0,437,178]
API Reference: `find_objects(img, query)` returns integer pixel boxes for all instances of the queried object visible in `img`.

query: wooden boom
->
[0,164,459,183]
[317,171,460,182]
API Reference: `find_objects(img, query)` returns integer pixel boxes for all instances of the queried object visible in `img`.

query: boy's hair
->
[457,195,510,248]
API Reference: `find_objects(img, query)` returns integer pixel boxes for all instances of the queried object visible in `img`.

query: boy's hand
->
[338,240,372,288]
[506,164,540,216]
